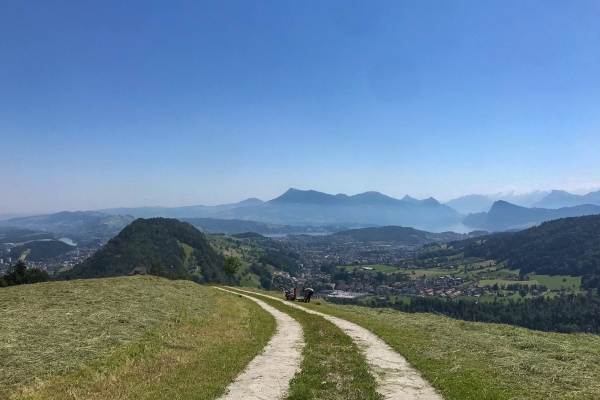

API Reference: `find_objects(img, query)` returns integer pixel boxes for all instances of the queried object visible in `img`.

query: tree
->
[223,256,240,286]
[2,260,51,287]
[150,260,167,277]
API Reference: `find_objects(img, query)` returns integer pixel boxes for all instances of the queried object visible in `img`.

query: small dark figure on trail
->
[302,287,314,303]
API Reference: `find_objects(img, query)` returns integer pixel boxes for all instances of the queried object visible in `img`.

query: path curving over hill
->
[216,288,304,400]
[230,288,443,400]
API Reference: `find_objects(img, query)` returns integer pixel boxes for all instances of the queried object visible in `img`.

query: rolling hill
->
[463,200,600,231]
[98,198,265,219]
[452,214,600,289]
[8,240,75,262]
[334,225,470,244]
[0,228,55,244]
[181,217,348,235]
[0,211,134,237]
[59,218,227,283]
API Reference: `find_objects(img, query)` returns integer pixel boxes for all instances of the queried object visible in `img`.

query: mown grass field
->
[343,264,399,274]
[1,277,276,399]
[529,273,582,290]
[294,299,600,400]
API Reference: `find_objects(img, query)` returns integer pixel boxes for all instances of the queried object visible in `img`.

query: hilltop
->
[59,218,227,283]
[334,225,469,244]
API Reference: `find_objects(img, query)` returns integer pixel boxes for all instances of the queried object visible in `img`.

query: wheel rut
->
[216,288,304,400]
[230,288,443,400]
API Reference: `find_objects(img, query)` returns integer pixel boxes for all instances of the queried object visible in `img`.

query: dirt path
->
[216,288,304,400]
[231,288,443,400]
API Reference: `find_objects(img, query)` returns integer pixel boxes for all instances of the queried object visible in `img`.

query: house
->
[128,267,147,276]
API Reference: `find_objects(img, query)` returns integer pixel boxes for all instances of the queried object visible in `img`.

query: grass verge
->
[226,288,382,400]
[295,300,600,400]
[1,277,276,399]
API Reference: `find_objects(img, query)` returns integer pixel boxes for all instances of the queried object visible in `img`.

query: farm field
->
[343,264,399,274]
[1,277,275,399]
[479,274,581,291]
[530,273,582,291]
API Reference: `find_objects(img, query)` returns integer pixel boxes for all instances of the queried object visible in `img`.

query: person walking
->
[302,287,314,303]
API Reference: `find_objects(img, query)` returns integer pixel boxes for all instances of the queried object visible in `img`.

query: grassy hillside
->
[1,277,275,399]
[206,234,298,289]
[283,295,600,400]
[0,228,54,244]
[452,215,600,289]
[60,218,228,284]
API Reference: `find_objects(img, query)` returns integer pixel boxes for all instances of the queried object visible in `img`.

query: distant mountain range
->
[96,188,463,232]
[0,211,134,237]
[445,189,600,215]
[463,200,600,231]
[5,188,600,238]
[219,189,462,231]
[531,189,600,209]
[444,191,549,214]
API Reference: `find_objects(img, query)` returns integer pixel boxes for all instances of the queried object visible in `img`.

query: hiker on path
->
[302,287,314,303]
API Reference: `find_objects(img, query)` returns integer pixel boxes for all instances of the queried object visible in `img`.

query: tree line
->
[332,293,600,334]
[0,260,52,287]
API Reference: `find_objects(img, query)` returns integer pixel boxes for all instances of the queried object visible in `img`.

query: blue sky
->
[1,0,600,213]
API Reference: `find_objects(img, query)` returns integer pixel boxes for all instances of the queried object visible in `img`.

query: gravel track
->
[217,288,304,400]
[230,288,443,400]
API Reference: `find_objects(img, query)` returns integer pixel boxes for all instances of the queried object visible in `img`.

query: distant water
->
[263,232,332,238]
[59,237,77,246]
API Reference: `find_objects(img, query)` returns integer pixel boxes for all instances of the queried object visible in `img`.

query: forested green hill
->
[59,218,228,284]
[450,215,600,288]
[334,225,468,244]
[9,240,74,261]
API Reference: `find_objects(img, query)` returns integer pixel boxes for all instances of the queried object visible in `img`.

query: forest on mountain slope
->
[447,215,600,289]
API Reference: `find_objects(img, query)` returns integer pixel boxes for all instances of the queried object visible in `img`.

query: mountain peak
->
[237,198,264,206]
[269,189,342,205]
[401,195,420,204]
[421,197,441,206]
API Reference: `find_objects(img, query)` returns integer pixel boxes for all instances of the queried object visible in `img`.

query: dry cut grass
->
[300,301,600,400]
[1,277,276,399]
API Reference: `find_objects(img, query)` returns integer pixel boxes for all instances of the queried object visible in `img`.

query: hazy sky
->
[2,0,600,213]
